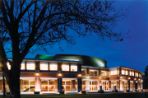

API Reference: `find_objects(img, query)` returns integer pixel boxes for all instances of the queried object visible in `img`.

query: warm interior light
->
[57,73,62,77]
[7,62,11,70]
[35,73,40,76]
[128,77,131,80]
[77,74,82,78]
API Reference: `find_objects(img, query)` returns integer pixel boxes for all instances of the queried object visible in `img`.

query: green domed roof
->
[36,54,107,68]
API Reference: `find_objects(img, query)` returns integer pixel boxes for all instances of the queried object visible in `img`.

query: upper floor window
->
[21,62,25,70]
[100,71,108,76]
[40,62,48,71]
[26,62,35,70]
[70,64,77,72]
[130,71,134,76]
[82,68,87,75]
[89,69,98,76]
[121,69,125,75]
[49,63,58,71]
[110,69,118,75]
[61,64,69,71]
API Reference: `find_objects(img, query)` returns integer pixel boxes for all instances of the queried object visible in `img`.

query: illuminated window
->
[49,63,57,71]
[21,62,25,70]
[110,69,118,75]
[89,69,98,76]
[70,64,77,72]
[62,64,69,71]
[26,62,35,70]
[121,69,125,75]
[135,73,138,77]
[40,62,48,70]
[125,70,128,75]
[101,71,107,76]
[130,71,134,76]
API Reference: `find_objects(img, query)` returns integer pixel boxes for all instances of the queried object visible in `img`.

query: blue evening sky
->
[28,0,148,72]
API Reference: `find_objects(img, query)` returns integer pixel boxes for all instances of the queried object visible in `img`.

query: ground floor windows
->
[20,78,35,93]
[41,78,58,92]
[82,80,98,92]
[62,78,78,92]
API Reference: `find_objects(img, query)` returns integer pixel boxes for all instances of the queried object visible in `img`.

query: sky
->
[28,0,148,72]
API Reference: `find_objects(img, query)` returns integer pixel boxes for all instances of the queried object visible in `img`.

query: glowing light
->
[57,73,63,77]
[128,77,131,80]
[7,62,11,70]
[35,73,40,76]
[77,74,82,78]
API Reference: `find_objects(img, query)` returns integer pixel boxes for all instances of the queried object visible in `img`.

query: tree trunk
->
[8,61,21,98]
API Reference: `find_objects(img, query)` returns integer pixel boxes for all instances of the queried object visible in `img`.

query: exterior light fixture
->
[77,74,82,78]
[35,73,40,76]
[57,73,63,77]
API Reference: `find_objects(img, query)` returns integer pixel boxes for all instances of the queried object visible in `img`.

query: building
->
[0,54,143,94]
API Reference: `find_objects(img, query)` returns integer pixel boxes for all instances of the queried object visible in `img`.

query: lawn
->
[0,92,148,98]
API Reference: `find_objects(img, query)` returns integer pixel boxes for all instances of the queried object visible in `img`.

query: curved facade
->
[0,54,143,94]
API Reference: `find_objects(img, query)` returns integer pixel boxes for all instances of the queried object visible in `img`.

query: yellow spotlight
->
[57,73,63,77]
[77,74,82,78]
[35,73,40,76]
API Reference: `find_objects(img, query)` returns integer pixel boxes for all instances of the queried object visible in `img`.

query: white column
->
[120,81,124,91]
[85,80,90,92]
[35,76,41,92]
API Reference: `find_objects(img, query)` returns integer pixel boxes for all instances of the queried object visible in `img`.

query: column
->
[85,80,90,92]
[78,78,82,92]
[128,80,130,92]
[58,78,63,94]
[35,76,41,94]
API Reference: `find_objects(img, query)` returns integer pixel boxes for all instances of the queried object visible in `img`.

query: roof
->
[36,54,107,68]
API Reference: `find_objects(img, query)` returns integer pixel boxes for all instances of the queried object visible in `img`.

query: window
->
[125,70,128,75]
[26,62,35,70]
[89,69,98,76]
[135,73,138,77]
[130,71,134,76]
[62,64,69,71]
[21,62,25,70]
[121,69,125,75]
[49,63,58,71]
[70,64,77,72]
[110,69,118,75]
[40,62,48,71]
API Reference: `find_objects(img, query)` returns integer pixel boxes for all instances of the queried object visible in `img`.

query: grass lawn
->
[0,92,148,98]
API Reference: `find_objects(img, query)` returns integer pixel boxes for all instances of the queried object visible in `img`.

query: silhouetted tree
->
[144,65,148,89]
[0,0,121,98]
[144,65,148,77]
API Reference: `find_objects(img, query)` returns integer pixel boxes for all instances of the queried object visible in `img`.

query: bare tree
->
[0,0,121,98]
